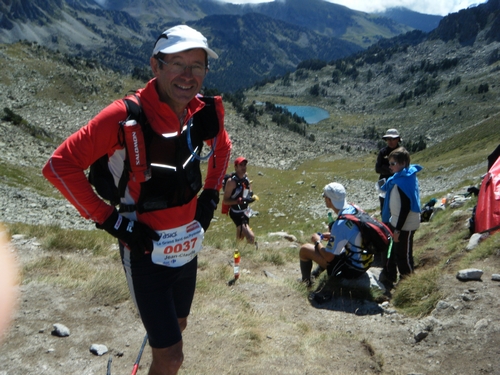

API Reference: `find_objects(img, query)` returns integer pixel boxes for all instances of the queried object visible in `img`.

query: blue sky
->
[215,0,488,16]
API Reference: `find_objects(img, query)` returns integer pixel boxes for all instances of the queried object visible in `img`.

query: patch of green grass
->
[261,250,285,266]
[23,255,91,285]
[23,253,129,304]
[391,268,443,317]
[85,268,130,305]
[460,232,500,268]
[6,222,116,256]
[0,160,57,196]
[413,114,499,178]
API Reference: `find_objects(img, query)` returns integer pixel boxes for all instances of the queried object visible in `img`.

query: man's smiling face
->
[151,48,207,116]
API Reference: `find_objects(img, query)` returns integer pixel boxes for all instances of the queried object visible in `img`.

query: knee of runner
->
[162,353,184,374]
[298,244,311,258]
[151,343,184,372]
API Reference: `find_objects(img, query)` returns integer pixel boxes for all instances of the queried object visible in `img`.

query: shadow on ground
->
[308,267,389,315]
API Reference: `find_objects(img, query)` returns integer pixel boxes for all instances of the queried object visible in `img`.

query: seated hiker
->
[298,182,374,287]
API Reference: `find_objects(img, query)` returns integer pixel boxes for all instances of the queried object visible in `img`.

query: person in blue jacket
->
[379,147,422,289]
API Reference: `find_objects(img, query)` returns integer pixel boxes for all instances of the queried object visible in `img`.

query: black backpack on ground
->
[338,206,393,255]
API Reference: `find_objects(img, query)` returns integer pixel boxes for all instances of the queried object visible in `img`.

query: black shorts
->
[229,209,250,227]
[120,243,197,348]
[327,253,365,280]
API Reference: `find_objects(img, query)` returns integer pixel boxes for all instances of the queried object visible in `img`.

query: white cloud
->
[215,0,488,16]
[324,0,487,16]
[216,0,274,3]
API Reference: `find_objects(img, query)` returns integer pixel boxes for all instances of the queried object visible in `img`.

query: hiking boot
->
[379,272,396,290]
[313,291,332,304]
[311,265,325,278]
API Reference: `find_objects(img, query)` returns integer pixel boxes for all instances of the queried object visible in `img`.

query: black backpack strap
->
[194,96,220,140]
[123,96,146,125]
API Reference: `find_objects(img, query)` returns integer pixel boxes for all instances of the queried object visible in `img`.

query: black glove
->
[195,189,219,231]
[96,209,160,260]
[244,196,255,204]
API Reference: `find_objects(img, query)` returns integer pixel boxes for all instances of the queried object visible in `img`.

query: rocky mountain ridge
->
[0,0,418,92]
[1,2,499,230]
[0,36,493,231]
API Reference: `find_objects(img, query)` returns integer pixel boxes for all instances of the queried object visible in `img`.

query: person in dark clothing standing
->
[375,129,402,212]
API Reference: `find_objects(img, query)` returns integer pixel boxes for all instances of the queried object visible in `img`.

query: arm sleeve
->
[42,100,127,224]
[375,149,391,176]
[395,186,411,230]
[203,96,232,191]
[325,222,349,256]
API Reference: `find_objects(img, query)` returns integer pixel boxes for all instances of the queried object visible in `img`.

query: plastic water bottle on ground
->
[233,249,240,280]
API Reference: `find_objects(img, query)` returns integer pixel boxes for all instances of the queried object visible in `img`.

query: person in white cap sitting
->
[375,128,402,211]
[43,25,232,375]
[298,183,374,287]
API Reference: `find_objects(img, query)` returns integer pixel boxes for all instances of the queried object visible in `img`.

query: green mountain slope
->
[0,0,416,91]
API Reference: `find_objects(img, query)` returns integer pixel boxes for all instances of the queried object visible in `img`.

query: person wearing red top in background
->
[223,156,257,246]
[43,25,231,375]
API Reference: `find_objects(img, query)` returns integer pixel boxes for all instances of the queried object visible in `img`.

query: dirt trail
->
[1,235,500,375]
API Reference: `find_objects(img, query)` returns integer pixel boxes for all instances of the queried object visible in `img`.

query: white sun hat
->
[323,182,348,210]
[152,25,218,59]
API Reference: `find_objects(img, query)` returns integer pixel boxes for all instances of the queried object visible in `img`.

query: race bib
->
[151,220,204,267]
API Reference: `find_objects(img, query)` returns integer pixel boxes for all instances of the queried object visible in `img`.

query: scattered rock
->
[456,268,483,281]
[89,344,108,356]
[263,270,276,278]
[268,231,297,242]
[414,330,429,342]
[466,233,481,250]
[339,269,385,291]
[474,318,489,332]
[51,323,70,337]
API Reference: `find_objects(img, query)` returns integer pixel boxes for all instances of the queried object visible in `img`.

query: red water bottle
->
[233,249,240,280]
[122,119,151,183]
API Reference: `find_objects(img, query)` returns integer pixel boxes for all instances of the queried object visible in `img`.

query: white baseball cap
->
[152,25,218,59]
[323,183,348,210]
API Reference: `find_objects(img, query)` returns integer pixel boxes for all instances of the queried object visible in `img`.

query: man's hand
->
[243,197,256,204]
[311,233,322,244]
[237,197,255,205]
[195,189,219,231]
[96,209,160,260]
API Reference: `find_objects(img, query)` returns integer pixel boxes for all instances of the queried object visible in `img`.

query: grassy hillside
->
[1,37,500,374]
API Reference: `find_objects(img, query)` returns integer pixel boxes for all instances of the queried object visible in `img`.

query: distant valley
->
[0,0,441,92]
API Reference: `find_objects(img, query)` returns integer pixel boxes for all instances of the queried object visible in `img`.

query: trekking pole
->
[106,355,112,375]
[131,333,148,375]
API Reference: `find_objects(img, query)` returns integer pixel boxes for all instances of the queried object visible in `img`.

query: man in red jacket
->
[43,25,231,375]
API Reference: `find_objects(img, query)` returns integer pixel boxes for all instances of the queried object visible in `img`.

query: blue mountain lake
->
[277,105,330,124]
